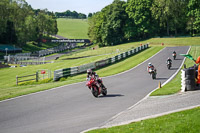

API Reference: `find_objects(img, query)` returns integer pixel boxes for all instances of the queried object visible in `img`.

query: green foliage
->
[187,0,200,36]
[55,10,87,19]
[126,0,154,39]
[88,0,200,46]
[88,0,128,46]
[0,0,58,46]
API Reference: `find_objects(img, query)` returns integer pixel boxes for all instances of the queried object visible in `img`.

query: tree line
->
[88,0,200,47]
[55,10,87,19]
[0,0,58,47]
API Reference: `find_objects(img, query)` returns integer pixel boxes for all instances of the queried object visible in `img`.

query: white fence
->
[4,43,77,63]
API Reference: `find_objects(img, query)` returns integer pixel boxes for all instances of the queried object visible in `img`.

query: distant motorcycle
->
[167,61,172,69]
[86,77,107,98]
[149,68,156,79]
[172,53,176,60]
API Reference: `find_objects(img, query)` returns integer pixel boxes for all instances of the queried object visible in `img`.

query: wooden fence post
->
[36,72,38,82]
[16,76,18,85]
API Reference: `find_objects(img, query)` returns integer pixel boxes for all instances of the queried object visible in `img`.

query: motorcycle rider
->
[173,51,176,55]
[172,51,176,59]
[166,57,172,65]
[86,69,105,88]
[147,62,156,73]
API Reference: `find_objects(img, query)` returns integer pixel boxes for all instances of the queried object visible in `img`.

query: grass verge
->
[87,107,200,133]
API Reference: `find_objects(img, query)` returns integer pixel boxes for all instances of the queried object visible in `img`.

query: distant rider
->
[172,51,176,59]
[173,51,176,55]
[147,62,156,73]
[166,57,172,64]
[87,69,105,88]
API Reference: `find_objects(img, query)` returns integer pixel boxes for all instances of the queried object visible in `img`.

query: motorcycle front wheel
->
[92,86,99,98]
[102,88,107,96]
[167,64,171,69]
[151,73,156,79]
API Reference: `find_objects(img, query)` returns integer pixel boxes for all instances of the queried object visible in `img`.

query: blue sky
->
[26,0,116,15]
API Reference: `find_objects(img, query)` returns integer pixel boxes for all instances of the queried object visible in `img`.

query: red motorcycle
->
[86,77,107,98]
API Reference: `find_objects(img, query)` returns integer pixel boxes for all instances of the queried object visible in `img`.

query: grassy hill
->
[57,18,89,39]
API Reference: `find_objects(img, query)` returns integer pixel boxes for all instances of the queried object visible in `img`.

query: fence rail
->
[54,44,149,81]
[16,72,38,85]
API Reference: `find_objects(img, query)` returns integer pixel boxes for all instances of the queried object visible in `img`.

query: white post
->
[7,55,10,62]
[5,48,8,56]
[181,70,186,92]
[43,57,45,64]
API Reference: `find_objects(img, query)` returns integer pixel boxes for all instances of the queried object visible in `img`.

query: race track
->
[0,46,189,133]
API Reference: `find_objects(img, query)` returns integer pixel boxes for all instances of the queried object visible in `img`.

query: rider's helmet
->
[168,57,170,59]
[148,62,152,66]
[87,69,92,75]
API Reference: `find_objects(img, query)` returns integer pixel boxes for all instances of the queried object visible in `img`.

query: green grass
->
[147,37,200,46]
[21,41,59,53]
[87,107,200,133]
[57,18,89,39]
[151,46,200,96]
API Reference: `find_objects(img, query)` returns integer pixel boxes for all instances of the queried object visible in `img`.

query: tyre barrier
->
[182,65,197,91]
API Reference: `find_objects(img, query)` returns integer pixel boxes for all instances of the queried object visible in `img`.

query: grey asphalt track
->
[0,46,189,133]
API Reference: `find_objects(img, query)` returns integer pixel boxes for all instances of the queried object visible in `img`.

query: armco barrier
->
[54,44,149,81]
[78,63,96,73]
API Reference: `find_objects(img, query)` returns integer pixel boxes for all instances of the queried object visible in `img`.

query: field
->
[148,37,200,46]
[56,18,89,39]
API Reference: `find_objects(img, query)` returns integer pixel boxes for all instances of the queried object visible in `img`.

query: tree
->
[88,0,127,46]
[151,0,188,36]
[0,0,58,46]
[187,0,200,36]
[126,0,154,39]
[88,13,93,18]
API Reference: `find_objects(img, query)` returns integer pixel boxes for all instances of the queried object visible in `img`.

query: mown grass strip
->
[57,18,89,39]
[87,107,200,133]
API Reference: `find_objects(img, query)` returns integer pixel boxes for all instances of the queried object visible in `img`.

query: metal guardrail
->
[53,44,149,81]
